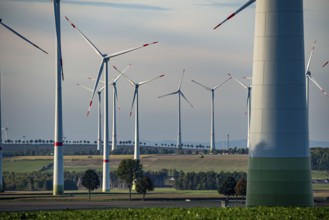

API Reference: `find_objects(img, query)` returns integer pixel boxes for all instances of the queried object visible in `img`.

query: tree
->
[235,177,247,198]
[117,159,143,201]
[135,176,154,201]
[218,175,236,205]
[81,169,100,201]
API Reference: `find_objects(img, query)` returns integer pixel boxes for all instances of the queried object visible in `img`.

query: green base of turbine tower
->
[247,157,313,207]
[53,185,64,195]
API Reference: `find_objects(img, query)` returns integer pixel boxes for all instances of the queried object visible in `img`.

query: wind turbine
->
[0,18,48,193]
[52,0,65,196]
[77,83,104,153]
[158,69,193,150]
[305,41,329,111]
[214,0,313,206]
[113,66,164,160]
[191,77,231,152]
[110,64,131,152]
[65,16,158,192]
[227,73,252,148]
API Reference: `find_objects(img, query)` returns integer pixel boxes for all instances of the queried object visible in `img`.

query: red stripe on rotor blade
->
[54,142,63,147]
[103,159,109,163]
[143,44,149,47]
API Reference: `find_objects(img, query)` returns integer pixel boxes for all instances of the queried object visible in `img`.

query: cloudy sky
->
[1,0,328,145]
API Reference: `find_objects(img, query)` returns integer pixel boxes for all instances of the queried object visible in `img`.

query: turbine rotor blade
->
[88,77,106,84]
[308,75,329,97]
[178,69,186,90]
[107,41,158,59]
[57,38,64,81]
[122,63,132,73]
[158,91,179,98]
[113,65,135,86]
[323,61,328,68]
[77,83,93,92]
[0,19,48,54]
[139,74,165,86]
[306,41,316,75]
[87,60,105,116]
[191,80,212,91]
[213,0,255,30]
[228,73,248,89]
[213,77,232,90]
[130,88,138,116]
[111,63,132,84]
[98,86,105,92]
[65,16,104,57]
[180,91,193,108]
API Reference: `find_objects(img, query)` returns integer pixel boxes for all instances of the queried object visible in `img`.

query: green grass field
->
[3,154,328,180]
[2,159,52,173]
[3,154,248,173]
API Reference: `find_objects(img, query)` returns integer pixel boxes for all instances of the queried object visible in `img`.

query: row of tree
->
[1,168,246,193]
[3,144,248,157]
[2,168,170,192]
[174,171,247,191]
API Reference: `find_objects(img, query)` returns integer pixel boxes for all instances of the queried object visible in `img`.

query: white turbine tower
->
[77,83,105,153]
[0,18,47,193]
[305,41,329,111]
[214,0,314,206]
[65,16,158,192]
[228,73,252,148]
[52,0,65,196]
[191,77,231,152]
[158,69,193,149]
[114,66,164,160]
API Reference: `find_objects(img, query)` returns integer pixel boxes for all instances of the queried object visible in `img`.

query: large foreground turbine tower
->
[215,0,313,206]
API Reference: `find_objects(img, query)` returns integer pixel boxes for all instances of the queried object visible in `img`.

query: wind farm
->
[0,0,329,212]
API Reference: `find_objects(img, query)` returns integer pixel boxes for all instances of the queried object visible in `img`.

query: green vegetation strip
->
[1,207,328,220]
